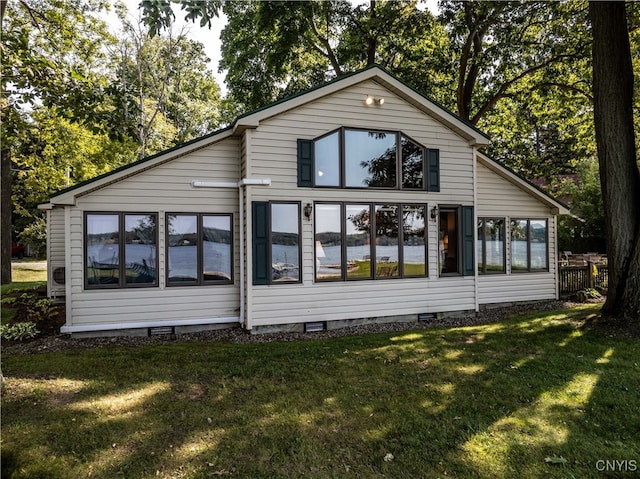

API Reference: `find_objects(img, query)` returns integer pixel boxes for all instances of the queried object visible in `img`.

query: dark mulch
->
[3,300,583,355]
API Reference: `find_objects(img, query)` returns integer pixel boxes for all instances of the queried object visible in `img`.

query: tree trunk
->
[1,148,12,284]
[589,1,640,319]
[366,0,377,65]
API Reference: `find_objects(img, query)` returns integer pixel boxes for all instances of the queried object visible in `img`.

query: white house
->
[40,65,569,337]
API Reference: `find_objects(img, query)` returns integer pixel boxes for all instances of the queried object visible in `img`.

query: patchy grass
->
[2,264,62,337]
[2,304,639,478]
[2,263,47,297]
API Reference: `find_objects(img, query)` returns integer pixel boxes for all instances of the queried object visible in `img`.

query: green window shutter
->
[252,201,269,285]
[427,148,440,192]
[462,206,475,276]
[297,139,314,187]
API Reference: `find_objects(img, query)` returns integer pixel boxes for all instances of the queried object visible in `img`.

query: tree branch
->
[534,81,594,101]
[308,14,342,76]
[471,53,578,124]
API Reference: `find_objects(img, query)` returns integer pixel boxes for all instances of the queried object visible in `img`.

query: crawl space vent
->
[304,321,327,333]
[148,326,175,336]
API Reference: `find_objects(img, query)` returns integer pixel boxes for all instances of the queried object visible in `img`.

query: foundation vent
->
[304,321,327,333]
[148,326,175,336]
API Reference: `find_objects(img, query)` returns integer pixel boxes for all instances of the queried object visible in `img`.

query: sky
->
[106,0,439,96]
[104,1,228,92]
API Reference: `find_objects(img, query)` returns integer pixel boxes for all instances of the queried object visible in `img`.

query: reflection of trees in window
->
[401,136,424,189]
[167,213,233,285]
[375,205,398,239]
[403,205,426,276]
[315,128,427,189]
[346,130,395,188]
[362,132,396,188]
[347,206,371,243]
[510,220,528,240]
[359,133,425,189]
[477,218,505,274]
[203,226,232,244]
[125,215,156,244]
[315,203,427,280]
[124,214,157,285]
[403,206,425,238]
[85,213,158,288]
[510,219,548,272]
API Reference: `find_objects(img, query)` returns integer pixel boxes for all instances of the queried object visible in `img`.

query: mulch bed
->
[3,299,595,356]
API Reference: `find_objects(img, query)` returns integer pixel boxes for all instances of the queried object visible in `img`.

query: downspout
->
[472,147,479,313]
[237,178,271,329]
[239,185,245,327]
[191,178,271,329]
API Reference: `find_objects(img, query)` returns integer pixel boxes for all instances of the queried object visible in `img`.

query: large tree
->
[142,0,444,112]
[1,0,114,283]
[112,12,222,157]
[589,1,640,319]
[141,1,593,180]
[1,0,223,282]
[439,1,591,124]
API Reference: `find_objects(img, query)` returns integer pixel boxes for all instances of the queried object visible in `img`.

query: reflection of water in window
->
[315,204,342,279]
[204,241,232,275]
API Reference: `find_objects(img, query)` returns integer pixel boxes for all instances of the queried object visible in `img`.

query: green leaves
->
[140,0,222,36]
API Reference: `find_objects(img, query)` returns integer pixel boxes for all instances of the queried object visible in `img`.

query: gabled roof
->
[46,64,490,205]
[231,64,491,146]
[476,151,570,215]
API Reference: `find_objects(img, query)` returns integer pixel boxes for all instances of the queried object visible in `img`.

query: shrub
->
[18,216,47,258]
[1,322,39,341]
[18,293,58,323]
[583,288,602,299]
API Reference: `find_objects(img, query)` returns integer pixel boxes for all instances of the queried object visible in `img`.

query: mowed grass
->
[2,304,639,479]
[2,262,47,296]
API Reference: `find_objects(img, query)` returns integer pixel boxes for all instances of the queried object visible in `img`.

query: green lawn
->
[2,304,639,478]
[2,264,48,326]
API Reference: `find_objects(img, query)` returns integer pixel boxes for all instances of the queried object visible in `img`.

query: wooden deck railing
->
[558,264,608,294]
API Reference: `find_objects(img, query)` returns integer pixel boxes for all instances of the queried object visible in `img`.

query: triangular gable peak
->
[476,151,570,215]
[233,65,490,147]
[46,65,489,206]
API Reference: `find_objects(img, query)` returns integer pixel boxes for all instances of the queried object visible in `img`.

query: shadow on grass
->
[2,305,639,478]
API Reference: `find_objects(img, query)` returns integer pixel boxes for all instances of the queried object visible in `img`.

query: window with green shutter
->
[298,129,439,191]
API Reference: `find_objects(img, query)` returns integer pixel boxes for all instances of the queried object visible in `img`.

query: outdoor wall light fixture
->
[304,203,313,221]
[430,205,438,221]
[365,95,385,106]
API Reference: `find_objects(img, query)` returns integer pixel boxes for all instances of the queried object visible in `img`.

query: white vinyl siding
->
[47,207,67,297]
[52,70,565,334]
[65,138,241,329]
[476,162,558,305]
[250,80,474,203]
[246,80,476,327]
[250,278,476,327]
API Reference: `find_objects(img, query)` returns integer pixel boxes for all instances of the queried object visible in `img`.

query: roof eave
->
[235,66,491,147]
[49,127,235,205]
